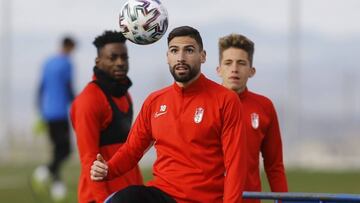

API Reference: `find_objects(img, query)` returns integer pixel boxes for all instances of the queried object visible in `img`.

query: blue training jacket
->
[38,53,74,121]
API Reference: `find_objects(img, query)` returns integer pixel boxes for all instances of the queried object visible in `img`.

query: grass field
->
[0,161,359,203]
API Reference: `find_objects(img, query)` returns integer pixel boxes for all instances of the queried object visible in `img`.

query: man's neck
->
[176,73,201,88]
[236,86,246,94]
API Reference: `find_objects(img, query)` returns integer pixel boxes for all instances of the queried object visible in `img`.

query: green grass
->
[0,161,359,203]
[278,169,360,194]
[0,161,152,203]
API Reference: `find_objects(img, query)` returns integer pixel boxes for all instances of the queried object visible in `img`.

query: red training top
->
[71,78,143,203]
[107,74,247,203]
[240,88,288,203]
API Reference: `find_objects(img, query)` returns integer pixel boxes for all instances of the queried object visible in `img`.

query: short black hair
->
[93,30,127,54]
[62,36,76,48]
[167,26,203,50]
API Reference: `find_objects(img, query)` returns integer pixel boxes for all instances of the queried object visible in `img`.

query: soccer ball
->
[119,0,169,45]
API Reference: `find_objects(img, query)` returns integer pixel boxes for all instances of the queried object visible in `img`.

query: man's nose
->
[230,64,239,73]
[176,51,186,63]
[115,57,126,66]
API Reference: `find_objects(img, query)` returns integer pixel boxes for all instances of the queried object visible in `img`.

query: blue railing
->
[243,192,360,203]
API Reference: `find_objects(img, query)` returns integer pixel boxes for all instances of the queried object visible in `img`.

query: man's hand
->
[90,154,108,181]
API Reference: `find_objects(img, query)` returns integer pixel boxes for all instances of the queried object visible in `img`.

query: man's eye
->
[121,55,129,60]
[186,49,194,53]
[223,61,232,66]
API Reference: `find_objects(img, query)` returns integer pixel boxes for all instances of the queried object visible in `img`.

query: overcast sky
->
[4,0,360,37]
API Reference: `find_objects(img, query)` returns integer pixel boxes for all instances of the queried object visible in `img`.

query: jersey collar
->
[238,87,249,99]
[173,73,206,95]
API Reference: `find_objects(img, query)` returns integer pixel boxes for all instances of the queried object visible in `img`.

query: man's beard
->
[169,63,200,83]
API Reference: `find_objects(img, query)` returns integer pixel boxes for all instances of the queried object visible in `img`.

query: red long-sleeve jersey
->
[239,88,288,201]
[107,74,247,203]
[70,80,143,203]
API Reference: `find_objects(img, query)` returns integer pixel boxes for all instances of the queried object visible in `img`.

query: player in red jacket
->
[90,26,248,203]
[216,33,288,202]
[70,31,143,203]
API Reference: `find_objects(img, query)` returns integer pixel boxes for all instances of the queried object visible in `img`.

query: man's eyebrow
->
[184,45,195,49]
[168,45,196,49]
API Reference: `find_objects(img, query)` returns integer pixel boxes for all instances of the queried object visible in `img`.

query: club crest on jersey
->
[160,105,167,112]
[251,113,259,129]
[194,107,204,124]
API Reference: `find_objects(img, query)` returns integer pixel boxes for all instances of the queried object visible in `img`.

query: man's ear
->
[249,67,256,78]
[216,66,222,77]
[166,51,170,65]
[95,57,100,66]
[200,50,206,63]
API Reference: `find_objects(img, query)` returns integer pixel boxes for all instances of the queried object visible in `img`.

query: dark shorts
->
[107,185,176,203]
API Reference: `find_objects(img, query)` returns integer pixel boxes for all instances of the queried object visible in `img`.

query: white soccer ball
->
[119,0,169,45]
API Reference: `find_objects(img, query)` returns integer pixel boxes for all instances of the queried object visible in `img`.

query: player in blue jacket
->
[32,36,76,201]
